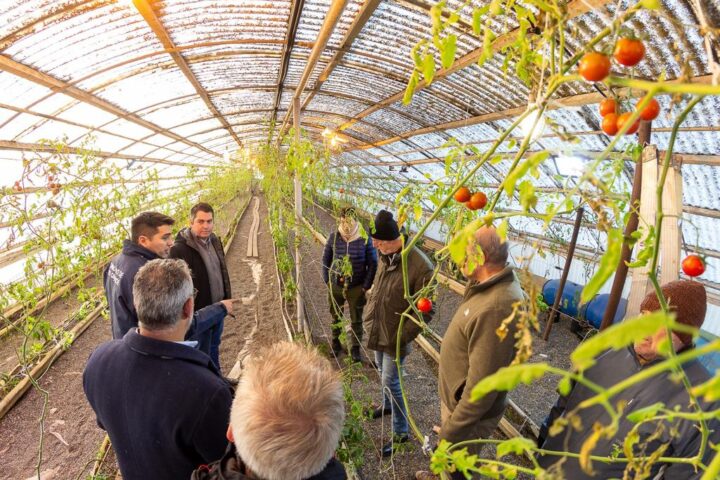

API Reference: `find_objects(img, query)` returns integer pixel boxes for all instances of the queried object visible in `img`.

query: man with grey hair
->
[416,226,523,480]
[192,342,347,480]
[84,259,233,480]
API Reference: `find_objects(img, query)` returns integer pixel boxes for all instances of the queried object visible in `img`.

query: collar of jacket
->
[626,342,694,368]
[123,329,220,374]
[464,266,515,297]
[177,227,218,253]
[379,233,410,268]
[121,239,160,261]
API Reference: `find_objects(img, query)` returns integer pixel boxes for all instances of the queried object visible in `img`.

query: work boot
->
[350,346,362,363]
[381,433,408,457]
[331,337,343,356]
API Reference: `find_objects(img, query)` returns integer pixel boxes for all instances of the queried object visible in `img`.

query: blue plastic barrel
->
[542,279,583,318]
[580,294,627,329]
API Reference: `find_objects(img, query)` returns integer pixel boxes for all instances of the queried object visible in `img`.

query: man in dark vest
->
[85,259,233,480]
[170,202,232,369]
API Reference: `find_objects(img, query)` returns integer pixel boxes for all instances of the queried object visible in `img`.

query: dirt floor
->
[302,201,581,478]
[0,195,288,480]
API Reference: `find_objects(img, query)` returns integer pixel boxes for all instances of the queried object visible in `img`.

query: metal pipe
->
[542,206,585,340]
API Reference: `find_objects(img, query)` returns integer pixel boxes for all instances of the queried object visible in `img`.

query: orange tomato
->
[578,52,611,82]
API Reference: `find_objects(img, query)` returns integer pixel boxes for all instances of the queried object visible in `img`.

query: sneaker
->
[415,472,439,480]
[381,433,408,457]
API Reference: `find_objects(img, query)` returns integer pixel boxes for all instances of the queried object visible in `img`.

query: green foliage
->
[581,228,623,303]
[470,363,552,402]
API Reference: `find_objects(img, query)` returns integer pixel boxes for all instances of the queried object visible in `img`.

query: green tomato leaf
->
[626,402,666,423]
[497,219,508,242]
[691,374,720,402]
[471,362,551,401]
[581,228,623,303]
[403,70,419,105]
[422,53,436,84]
[496,436,536,459]
[449,219,481,266]
[557,375,573,396]
[441,34,457,69]
[570,311,675,371]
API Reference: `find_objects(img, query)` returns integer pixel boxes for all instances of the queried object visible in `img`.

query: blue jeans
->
[374,350,408,436]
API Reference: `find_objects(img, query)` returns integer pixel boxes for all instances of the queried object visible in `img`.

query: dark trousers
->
[329,283,365,348]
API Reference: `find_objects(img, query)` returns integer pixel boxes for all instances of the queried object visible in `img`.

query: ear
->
[226,425,234,443]
[183,297,193,320]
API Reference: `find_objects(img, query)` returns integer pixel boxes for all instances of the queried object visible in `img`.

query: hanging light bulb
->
[519,108,546,142]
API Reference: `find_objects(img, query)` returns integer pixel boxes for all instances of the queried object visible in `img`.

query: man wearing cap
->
[537,279,720,479]
[363,209,434,457]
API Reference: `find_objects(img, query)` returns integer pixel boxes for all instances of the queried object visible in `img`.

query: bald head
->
[463,226,509,278]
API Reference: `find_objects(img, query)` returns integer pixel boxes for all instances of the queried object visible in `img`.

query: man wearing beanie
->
[537,280,720,479]
[363,209,434,457]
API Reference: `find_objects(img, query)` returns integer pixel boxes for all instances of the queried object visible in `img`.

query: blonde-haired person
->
[192,342,347,480]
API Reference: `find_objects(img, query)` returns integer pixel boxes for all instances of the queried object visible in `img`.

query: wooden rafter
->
[336,0,612,134]
[272,0,306,128]
[0,54,219,158]
[347,74,714,151]
[684,205,720,219]
[0,140,208,168]
[131,0,241,148]
[300,0,382,112]
[278,0,350,138]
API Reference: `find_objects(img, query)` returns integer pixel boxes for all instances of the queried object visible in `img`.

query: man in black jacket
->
[538,280,720,479]
[170,202,232,368]
[85,259,233,480]
[192,342,346,480]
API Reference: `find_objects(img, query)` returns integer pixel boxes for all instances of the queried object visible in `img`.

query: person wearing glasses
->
[85,259,233,480]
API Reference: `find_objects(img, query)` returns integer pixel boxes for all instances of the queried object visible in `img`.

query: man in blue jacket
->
[322,207,377,362]
[85,259,233,480]
[104,211,231,353]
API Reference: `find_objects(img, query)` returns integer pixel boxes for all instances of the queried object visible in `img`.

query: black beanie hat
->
[371,210,400,241]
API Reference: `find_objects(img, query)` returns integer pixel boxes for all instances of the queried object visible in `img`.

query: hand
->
[220,299,239,312]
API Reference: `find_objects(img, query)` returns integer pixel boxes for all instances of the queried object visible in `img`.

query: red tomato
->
[637,96,660,121]
[614,37,645,67]
[682,255,705,277]
[417,297,432,313]
[578,52,611,82]
[469,192,487,210]
[599,98,617,117]
[454,186,471,203]
[616,112,640,135]
[601,113,619,136]
[338,188,345,194]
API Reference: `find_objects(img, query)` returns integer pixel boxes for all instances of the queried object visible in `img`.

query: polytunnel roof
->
[0,1,719,304]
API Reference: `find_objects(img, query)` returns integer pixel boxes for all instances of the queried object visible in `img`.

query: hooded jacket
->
[104,240,159,339]
[170,228,231,311]
[537,346,720,479]
[438,266,524,444]
[363,241,434,357]
[83,330,233,480]
[322,230,377,290]
[192,444,347,480]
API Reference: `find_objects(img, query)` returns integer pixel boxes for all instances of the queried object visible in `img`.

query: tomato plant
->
[682,255,705,277]
[616,112,640,135]
[599,98,617,117]
[601,113,620,136]
[416,297,432,313]
[614,37,645,67]
[637,96,661,121]
[578,52,611,82]
[454,186,471,202]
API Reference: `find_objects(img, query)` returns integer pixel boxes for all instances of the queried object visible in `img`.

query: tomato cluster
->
[578,37,646,83]
[47,175,62,196]
[598,95,660,136]
[454,186,487,211]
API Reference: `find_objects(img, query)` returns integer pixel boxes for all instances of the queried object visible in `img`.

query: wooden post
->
[626,144,660,316]
[293,97,308,340]
[659,161,683,285]
[599,121,651,329]
[543,207,585,340]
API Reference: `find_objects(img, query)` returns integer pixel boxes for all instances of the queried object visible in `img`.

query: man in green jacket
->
[416,226,523,480]
[363,210,434,458]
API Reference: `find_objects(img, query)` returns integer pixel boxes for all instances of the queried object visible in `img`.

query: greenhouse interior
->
[0,0,719,479]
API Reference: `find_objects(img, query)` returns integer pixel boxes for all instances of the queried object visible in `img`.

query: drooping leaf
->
[581,228,623,303]
[448,219,481,266]
[626,402,666,423]
[570,311,674,371]
[579,423,603,475]
[497,219,508,242]
[557,375,573,396]
[441,34,457,69]
[422,53,436,84]
[413,203,423,221]
[403,70,419,105]
[496,436,536,459]
[470,362,551,401]
[691,373,720,402]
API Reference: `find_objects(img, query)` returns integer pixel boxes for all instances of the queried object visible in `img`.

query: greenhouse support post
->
[600,121,651,330]
[543,206,585,340]
[293,97,308,340]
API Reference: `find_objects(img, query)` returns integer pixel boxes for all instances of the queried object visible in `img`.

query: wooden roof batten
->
[0,54,220,159]
[272,0,306,128]
[130,0,242,149]
[278,0,350,139]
